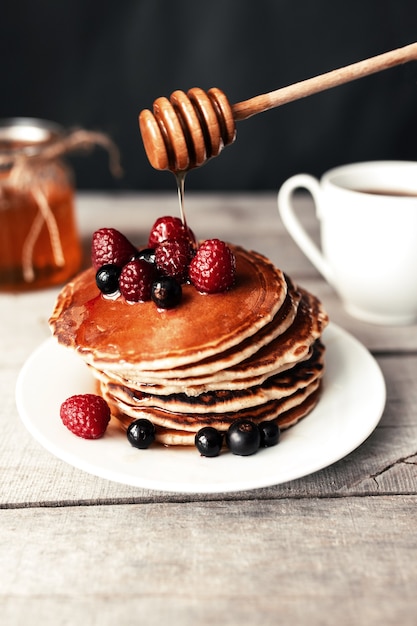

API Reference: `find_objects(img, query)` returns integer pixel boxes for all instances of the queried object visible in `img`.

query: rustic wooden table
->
[1,192,416,626]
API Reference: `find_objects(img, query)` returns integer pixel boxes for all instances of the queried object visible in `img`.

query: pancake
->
[133,388,321,446]
[113,274,302,383]
[106,382,322,446]
[49,245,288,371]
[94,345,314,396]
[99,341,324,415]
[50,241,329,448]
[116,287,327,392]
[92,276,305,393]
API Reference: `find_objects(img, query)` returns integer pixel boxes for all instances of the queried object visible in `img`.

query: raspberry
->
[92,228,137,270]
[60,394,111,439]
[155,238,193,283]
[189,239,236,293]
[148,216,195,248]
[119,259,156,302]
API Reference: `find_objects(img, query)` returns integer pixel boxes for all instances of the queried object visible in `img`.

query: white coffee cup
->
[277,161,417,325]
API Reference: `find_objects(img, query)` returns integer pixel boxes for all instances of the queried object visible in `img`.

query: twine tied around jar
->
[0,129,122,283]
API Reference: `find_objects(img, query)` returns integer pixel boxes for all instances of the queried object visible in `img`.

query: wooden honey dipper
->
[139,42,417,173]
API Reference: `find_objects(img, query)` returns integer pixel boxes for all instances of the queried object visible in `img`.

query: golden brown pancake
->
[50,245,287,371]
[107,383,322,446]
[99,341,324,415]
[117,287,328,392]
[120,274,302,382]
[148,387,321,446]
[49,243,329,446]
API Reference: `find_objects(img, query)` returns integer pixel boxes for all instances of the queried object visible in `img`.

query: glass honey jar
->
[0,118,83,292]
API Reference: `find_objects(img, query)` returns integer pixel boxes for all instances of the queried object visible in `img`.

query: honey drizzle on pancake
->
[49,167,329,447]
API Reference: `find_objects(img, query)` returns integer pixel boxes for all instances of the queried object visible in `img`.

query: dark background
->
[2,0,417,192]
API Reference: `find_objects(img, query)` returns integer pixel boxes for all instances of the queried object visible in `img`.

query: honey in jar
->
[0,118,82,292]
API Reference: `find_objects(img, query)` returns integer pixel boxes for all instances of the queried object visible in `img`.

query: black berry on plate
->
[195,427,223,457]
[151,276,182,309]
[226,419,260,456]
[96,264,121,295]
[127,419,156,449]
[258,421,280,447]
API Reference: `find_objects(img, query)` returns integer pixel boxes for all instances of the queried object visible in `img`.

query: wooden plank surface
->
[1,497,416,626]
[1,193,416,507]
[1,192,417,626]
[0,352,415,507]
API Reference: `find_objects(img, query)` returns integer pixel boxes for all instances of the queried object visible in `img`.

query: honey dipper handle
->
[232,42,417,121]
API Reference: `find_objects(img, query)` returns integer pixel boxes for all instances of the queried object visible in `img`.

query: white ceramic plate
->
[16,323,385,494]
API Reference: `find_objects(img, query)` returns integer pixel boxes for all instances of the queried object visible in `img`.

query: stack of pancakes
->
[49,245,328,445]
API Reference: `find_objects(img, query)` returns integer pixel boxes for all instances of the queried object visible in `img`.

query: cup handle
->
[277,174,335,286]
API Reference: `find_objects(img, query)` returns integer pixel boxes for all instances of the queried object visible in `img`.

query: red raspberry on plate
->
[148,216,195,248]
[60,394,111,439]
[189,239,236,294]
[92,228,137,270]
[119,258,156,302]
[155,238,193,283]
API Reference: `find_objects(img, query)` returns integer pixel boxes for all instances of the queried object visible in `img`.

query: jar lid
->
[0,117,64,157]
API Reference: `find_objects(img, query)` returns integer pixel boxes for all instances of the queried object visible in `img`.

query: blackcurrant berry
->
[195,427,223,457]
[136,247,157,265]
[151,276,182,309]
[126,418,156,449]
[258,421,280,447]
[95,264,121,295]
[226,419,260,456]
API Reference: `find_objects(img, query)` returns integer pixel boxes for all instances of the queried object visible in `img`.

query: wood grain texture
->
[1,193,416,626]
[232,42,417,120]
[1,351,415,507]
[1,498,417,626]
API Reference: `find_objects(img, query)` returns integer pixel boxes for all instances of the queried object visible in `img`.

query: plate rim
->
[15,322,386,494]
